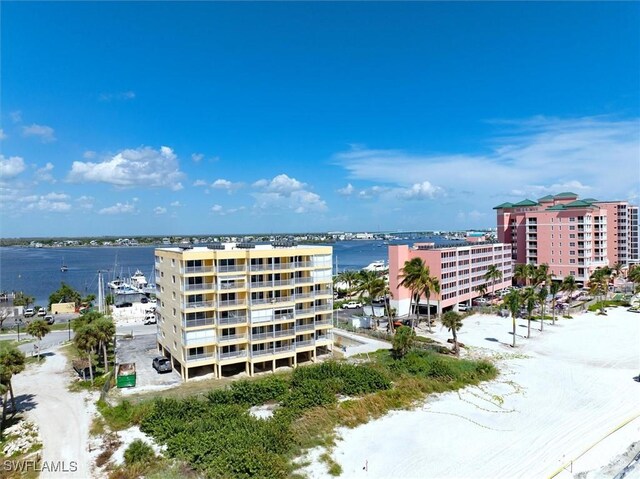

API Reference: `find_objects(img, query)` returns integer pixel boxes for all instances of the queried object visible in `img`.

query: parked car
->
[141,297,149,304]
[342,301,362,309]
[24,308,35,318]
[115,302,133,308]
[44,314,54,325]
[152,356,172,373]
[473,298,489,306]
[393,319,412,328]
[37,308,47,317]
[457,303,470,312]
[143,313,157,325]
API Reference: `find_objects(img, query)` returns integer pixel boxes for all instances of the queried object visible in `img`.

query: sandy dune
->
[303,308,640,479]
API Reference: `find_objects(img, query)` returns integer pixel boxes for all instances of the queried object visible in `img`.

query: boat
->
[60,258,68,272]
[363,260,388,272]
[130,270,148,290]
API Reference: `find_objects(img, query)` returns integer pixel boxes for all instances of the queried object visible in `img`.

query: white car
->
[457,303,470,312]
[473,298,489,306]
[24,308,35,318]
[143,313,157,325]
[37,308,47,317]
[342,301,362,309]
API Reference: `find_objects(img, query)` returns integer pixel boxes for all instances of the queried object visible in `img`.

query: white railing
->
[274,345,295,354]
[183,266,215,274]
[274,329,295,337]
[186,352,215,362]
[294,261,313,268]
[218,299,247,308]
[251,332,274,341]
[184,283,216,291]
[184,317,215,328]
[218,333,247,343]
[296,339,315,347]
[184,300,216,310]
[274,312,295,321]
[184,335,216,346]
[296,323,314,331]
[218,264,246,273]
[294,277,314,284]
[251,348,275,357]
[219,282,245,290]
[295,308,314,316]
[218,350,247,361]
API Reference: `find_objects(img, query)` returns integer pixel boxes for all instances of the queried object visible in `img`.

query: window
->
[172,291,176,300]
[569,226,575,230]
[569,242,575,247]
[173,324,176,333]
[171,258,175,266]
[570,217,576,222]
[570,251,575,255]
[172,275,176,284]
[570,234,575,239]
[570,259,576,264]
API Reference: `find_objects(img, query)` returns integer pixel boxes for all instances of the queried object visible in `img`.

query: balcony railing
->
[218,333,247,343]
[295,292,315,299]
[186,352,215,362]
[251,348,275,357]
[218,264,246,273]
[294,261,314,268]
[218,315,247,325]
[296,323,315,331]
[274,312,295,321]
[219,282,245,290]
[295,308,315,316]
[315,335,332,343]
[184,283,216,291]
[184,300,216,310]
[183,266,215,274]
[294,277,314,284]
[296,339,315,347]
[184,335,216,346]
[218,350,247,361]
[274,329,295,337]
[315,319,332,327]
[218,299,247,308]
[250,332,274,341]
[184,317,215,328]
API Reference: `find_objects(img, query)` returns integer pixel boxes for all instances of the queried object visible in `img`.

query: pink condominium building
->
[495,192,638,283]
[388,238,513,316]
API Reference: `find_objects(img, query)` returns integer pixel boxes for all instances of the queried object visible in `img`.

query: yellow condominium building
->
[154,242,334,380]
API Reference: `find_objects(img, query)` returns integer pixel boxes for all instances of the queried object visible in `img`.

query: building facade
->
[155,243,333,381]
[388,239,513,316]
[495,192,637,282]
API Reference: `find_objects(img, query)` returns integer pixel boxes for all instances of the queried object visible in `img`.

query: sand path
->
[13,349,94,478]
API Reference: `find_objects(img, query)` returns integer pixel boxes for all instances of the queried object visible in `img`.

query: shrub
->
[392,326,415,358]
[124,439,155,465]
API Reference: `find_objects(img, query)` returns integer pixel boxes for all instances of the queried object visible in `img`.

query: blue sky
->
[1,2,639,237]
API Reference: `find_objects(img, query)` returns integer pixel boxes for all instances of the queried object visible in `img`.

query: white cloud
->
[337,183,354,196]
[98,202,137,215]
[83,150,96,159]
[398,181,442,200]
[10,111,22,123]
[99,91,135,101]
[193,179,208,187]
[68,146,185,190]
[334,116,640,207]
[35,162,56,183]
[211,204,246,216]
[0,155,26,179]
[20,192,71,212]
[154,206,167,215]
[22,124,56,142]
[170,201,182,207]
[191,153,204,162]
[211,204,223,213]
[252,174,327,214]
[212,178,243,193]
[0,129,6,140]
[253,174,305,194]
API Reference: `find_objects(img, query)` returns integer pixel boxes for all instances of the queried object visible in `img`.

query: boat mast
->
[97,270,105,313]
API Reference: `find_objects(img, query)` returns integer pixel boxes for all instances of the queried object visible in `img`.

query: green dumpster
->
[116,362,136,388]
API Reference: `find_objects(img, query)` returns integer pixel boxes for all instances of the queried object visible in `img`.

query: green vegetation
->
[100,351,497,479]
[587,300,630,312]
[124,439,155,466]
[392,325,415,358]
[48,283,82,309]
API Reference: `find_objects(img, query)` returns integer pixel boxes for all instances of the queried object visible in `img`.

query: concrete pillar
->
[272,359,276,373]
[214,364,219,379]
[249,362,254,377]
[312,349,317,363]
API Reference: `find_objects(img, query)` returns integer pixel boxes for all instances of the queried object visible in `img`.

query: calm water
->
[0,238,442,305]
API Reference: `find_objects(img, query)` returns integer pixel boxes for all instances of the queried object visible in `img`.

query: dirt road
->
[13,349,94,478]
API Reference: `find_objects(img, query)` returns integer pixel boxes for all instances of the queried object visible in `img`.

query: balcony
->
[274,344,295,354]
[184,300,216,310]
[296,323,315,332]
[315,288,332,296]
[251,348,275,358]
[218,299,247,308]
[294,277,314,284]
[273,279,295,287]
[186,352,215,362]
[274,312,295,321]
[295,292,315,300]
[184,334,216,346]
[314,305,332,314]
[184,317,215,328]
[249,281,272,289]
[219,282,245,290]
[316,335,332,344]
[218,350,247,361]
[295,308,315,316]
[274,329,295,338]
[218,333,247,343]
[315,319,332,327]
[184,283,216,291]
[218,264,246,273]
[250,331,274,341]
[294,261,313,268]
[218,314,247,326]
[183,265,215,274]
[296,339,315,348]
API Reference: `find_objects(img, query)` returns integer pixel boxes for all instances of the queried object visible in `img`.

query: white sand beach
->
[303,308,640,479]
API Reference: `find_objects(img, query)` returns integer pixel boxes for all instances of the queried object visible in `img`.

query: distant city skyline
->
[1,2,638,237]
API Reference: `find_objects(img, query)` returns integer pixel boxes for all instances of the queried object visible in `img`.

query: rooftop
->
[157,242,328,253]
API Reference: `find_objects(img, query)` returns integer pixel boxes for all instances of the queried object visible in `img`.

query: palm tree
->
[441,311,463,355]
[398,258,424,328]
[503,290,522,348]
[522,287,537,338]
[74,324,98,384]
[549,281,561,325]
[94,317,116,372]
[338,270,360,298]
[589,268,610,314]
[561,275,578,310]
[537,285,548,332]
[533,264,550,287]
[513,264,528,287]
[418,268,440,333]
[484,265,502,297]
[629,266,640,292]
[0,345,26,435]
[25,319,51,361]
[476,283,488,297]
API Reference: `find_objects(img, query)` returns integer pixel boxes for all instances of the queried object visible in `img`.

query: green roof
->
[537,195,554,202]
[564,200,593,208]
[493,202,514,210]
[513,199,539,207]
[553,192,578,199]
[546,204,567,211]
[582,198,598,203]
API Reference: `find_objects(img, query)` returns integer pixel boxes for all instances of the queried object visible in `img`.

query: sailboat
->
[61,257,68,272]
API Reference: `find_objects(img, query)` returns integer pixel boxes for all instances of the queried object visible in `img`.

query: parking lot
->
[115,332,181,392]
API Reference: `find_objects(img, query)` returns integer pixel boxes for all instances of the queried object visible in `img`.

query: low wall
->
[51,302,76,314]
